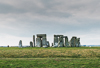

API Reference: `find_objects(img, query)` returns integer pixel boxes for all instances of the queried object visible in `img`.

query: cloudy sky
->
[0,0,100,46]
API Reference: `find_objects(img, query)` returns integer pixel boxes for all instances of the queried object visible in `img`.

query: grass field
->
[0,47,100,68]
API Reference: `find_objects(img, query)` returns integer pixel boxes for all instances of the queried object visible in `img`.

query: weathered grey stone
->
[52,42,58,47]
[37,34,46,38]
[58,36,64,47]
[51,43,53,47]
[54,35,58,46]
[71,37,76,47]
[75,38,78,47]
[33,35,35,47]
[42,37,47,47]
[19,40,22,48]
[57,35,63,37]
[30,41,33,47]
[36,37,41,47]
[70,36,77,47]
[36,34,47,47]
[53,35,65,47]
[64,36,69,47]
[43,46,48,48]
[47,41,50,47]
[77,38,80,47]
[53,43,58,47]
[52,45,58,47]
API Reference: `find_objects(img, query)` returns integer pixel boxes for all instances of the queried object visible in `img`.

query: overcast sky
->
[0,0,100,46]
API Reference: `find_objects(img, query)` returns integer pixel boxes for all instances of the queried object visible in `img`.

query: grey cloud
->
[0,3,26,14]
[1,18,99,37]
[0,1,72,18]
[0,0,100,19]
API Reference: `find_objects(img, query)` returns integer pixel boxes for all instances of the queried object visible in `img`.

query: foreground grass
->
[0,47,100,58]
[0,47,100,68]
[0,58,100,68]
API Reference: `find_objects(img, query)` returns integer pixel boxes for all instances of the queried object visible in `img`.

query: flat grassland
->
[0,47,100,68]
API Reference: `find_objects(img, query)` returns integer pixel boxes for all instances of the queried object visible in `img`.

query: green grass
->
[0,47,100,58]
[0,47,100,68]
[0,58,100,68]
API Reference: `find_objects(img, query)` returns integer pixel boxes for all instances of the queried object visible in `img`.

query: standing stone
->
[70,37,74,47]
[77,38,80,47]
[53,35,58,47]
[30,41,33,47]
[7,45,9,47]
[19,40,22,48]
[74,37,77,47]
[51,43,53,47]
[70,36,77,47]
[75,38,78,47]
[33,35,35,47]
[42,37,47,48]
[47,41,50,47]
[54,35,58,45]
[58,36,64,47]
[64,36,69,47]
[36,34,47,47]
[36,37,41,47]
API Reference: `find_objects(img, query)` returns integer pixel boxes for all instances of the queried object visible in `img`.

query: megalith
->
[36,37,41,47]
[42,37,47,46]
[30,41,33,47]
[53,35,58,47]
[53,35,69,47]
[64,36,69,47]
[70,36,77,47]
[51,43,53,47]
[47,41,50,47]
[58,36,64,47]
[37,34,46,38]
[77,38,80,47]
[33,35,35,47]
[36,34,47,47]
[19,40,22,48]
